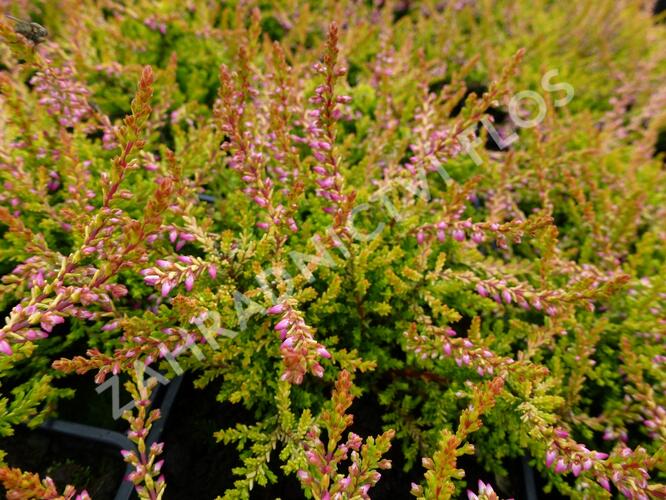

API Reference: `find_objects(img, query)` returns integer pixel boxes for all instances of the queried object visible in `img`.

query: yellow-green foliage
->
[0,1,665,498]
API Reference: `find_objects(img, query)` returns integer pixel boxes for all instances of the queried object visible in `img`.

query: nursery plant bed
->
[1,1,665,498]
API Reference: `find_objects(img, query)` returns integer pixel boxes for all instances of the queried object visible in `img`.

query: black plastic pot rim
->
[39,375,183,500]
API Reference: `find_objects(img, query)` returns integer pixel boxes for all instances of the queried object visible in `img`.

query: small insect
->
[5,14,48,44]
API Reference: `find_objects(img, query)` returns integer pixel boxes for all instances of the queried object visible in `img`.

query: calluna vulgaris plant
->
[0,1,665,499]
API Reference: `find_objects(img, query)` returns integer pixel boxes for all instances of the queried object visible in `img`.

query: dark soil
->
[0,427,125,498]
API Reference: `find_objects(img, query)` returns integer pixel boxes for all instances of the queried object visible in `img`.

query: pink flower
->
[598,477,611,491]
[453,229,466,241]
[40,313,64,333]
[571,462,582,476]
[317,347,331,359]
[546,450,557,468]
[144,275,160,286]
[267,304,287,315]
[275,318,291,331]
[254,195,268,207]
[0,339,13,356]
[161,282,173,297]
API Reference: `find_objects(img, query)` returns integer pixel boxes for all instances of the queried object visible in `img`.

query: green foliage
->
[0,0,665,498]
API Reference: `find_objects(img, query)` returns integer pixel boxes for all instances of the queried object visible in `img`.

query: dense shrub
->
[0,1,665,498]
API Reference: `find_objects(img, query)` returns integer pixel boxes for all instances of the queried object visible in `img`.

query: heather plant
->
[0,1,665,499]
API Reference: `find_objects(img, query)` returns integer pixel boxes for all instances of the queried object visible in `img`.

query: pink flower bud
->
[501,290,512,304]
[102,321,119,331]
[313,150,326,162]
[144,275,160,286]
[281,337,294,349]
[317,347,331,359]
[275,318,291,331]
[184,273,194,292]
[546,450,557,468]
[598,477,610,491]
[476,284,488,297]
[254,196,268,207]
[0,340,13,356]
[312,363,324,377]
[317,177,335,189]
[161,282,173,297]
[338,476,352,490]
[208,264,217,279]
[267,304,286,315]
[472,232,484,243]
[572,462,581,477]
[453,229,465,241]
[554,428,569,438]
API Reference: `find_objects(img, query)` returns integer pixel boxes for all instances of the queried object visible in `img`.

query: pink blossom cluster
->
[474,278,559,316]
[4,256,55,291]
[304,85,351,215]
[122,440,165,489]
[121,372,166,499]
[163,226,196,251]
[416,218,521,249]
[0,277,128,355]
[47,170,60,192]
[30,63,91,127]
[405,87,465,178]
[301,22,355,230]
[405,324,512,377]
[640,404,665,439]
[99,115,118,150]
[141,256,216,297]
[298,427,389,500]
[218,66,298,234]
[224,136,293,231]
[266,302,330,384]
[545,428,607,477]
[144,16,167,35]
[467,479,505,500]
[543,428,656,497]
